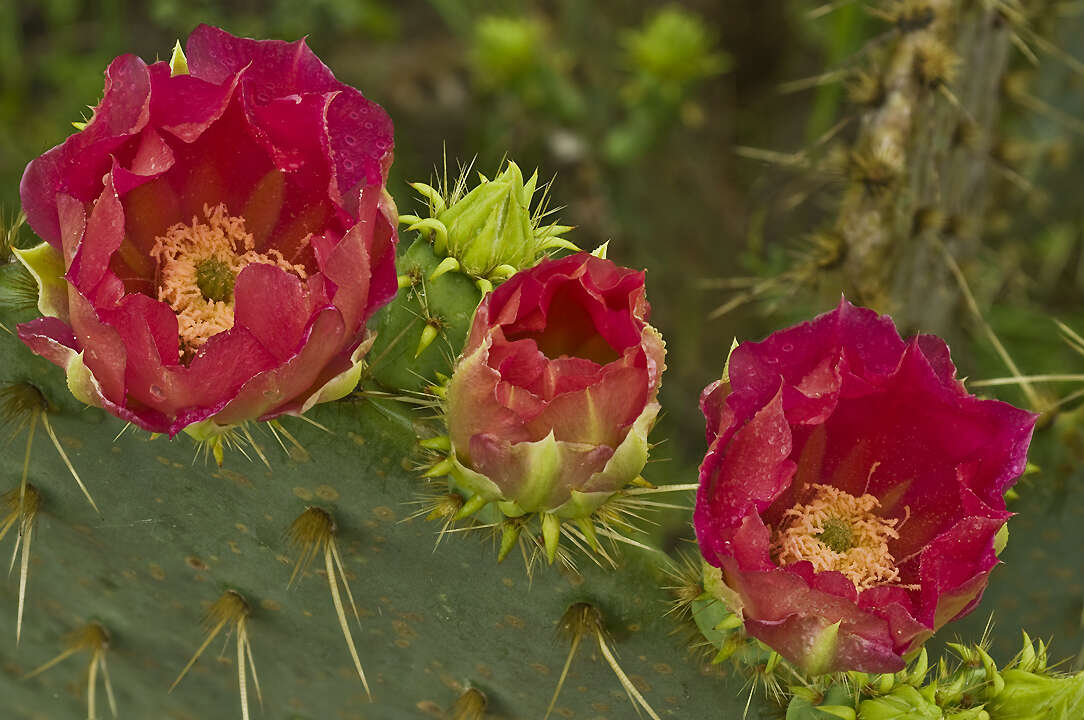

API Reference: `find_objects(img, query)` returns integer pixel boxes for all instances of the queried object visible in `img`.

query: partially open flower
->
[694,298,1036,674]
[16,26,397,436]
[444,253,665,520]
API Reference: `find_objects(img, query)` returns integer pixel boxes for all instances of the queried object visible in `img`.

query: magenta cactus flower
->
[694,298,1036,674]
[15,25,398,438]
[444,252,666,521]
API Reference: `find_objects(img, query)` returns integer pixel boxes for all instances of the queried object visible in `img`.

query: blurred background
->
[3,0,1082,668]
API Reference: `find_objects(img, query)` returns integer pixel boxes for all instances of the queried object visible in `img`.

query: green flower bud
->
[987,668,1084,720]
[470,16,545,89]
[621,6,730,97]
[403,161,577,287]
[858,686,942,720]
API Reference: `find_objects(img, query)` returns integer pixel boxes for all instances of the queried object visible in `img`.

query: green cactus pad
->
[0,307,752,719]
[365,237,482,393]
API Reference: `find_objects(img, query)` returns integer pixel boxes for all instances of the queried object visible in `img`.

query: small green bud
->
[713,613,743,633]
[858,685,941,720]
[170,40,189,76]
[574,517,601,553]
[789,686,821,703]
[846,671,869,689]
[875,673,895,694]
[994,523,1009,555]
[711,634,743,664]
[987,668,1084,720]
[621,6,730,95]
[405,161,577,285]
[470,16,545,89]
[765,651,782,674]
[423,456,455,478]
[415,321,441,358]
[454,493,488,521]
[1015,632,1040,672]
[541,512,561,564]
[419,435,451,452]
[497,520,522,563]
[817,706,856,720]
[975,646,1004,699]
[429,256,460,281]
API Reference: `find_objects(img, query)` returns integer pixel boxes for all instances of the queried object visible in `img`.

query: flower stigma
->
[195,256,235,303]
[151,204,307,356]
[772,483,908,592]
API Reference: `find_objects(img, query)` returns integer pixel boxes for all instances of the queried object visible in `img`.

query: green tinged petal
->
[169,40,189,76]
[66,352,104,408]
[579,400,660,495]
[994,523,1009,555]
[701,559,744,614]
[803,621,841,677]
[298,334,374,413]
[448,453,506,503]
[502,431,563,511]
[14,242,68,320]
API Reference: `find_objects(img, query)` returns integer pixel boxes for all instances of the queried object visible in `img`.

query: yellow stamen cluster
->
[772,483,904,592]
[150,203,307,355]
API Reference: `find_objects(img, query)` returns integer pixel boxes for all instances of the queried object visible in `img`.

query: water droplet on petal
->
[149,385,166,401]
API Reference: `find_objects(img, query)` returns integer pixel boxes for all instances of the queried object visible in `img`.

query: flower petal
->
[469,431,614,513]
[696,386,796,569]
[233,263,318,362]
[21,54,151,247]
[723,560,904,674]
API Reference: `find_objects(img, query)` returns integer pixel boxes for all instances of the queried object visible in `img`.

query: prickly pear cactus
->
[4,216,1082,720]
[0,170,736,717]
[3,8,1084,720]
[0,307,748,719]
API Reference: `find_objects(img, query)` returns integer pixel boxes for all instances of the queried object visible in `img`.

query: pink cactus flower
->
[445,253,666,519]
[694,298,1036,674]
[16,25,398,437]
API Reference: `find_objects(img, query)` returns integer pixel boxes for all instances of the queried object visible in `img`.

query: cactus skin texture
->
[3,8,1084,717]
[0,296,752,718]
[365,237,482,392]
[4,260,1081,720]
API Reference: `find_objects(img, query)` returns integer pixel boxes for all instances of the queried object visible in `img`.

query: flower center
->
[772,483,905,592]
[150,203,307,357]
[816,517,855,553]
[195,257,235,303]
